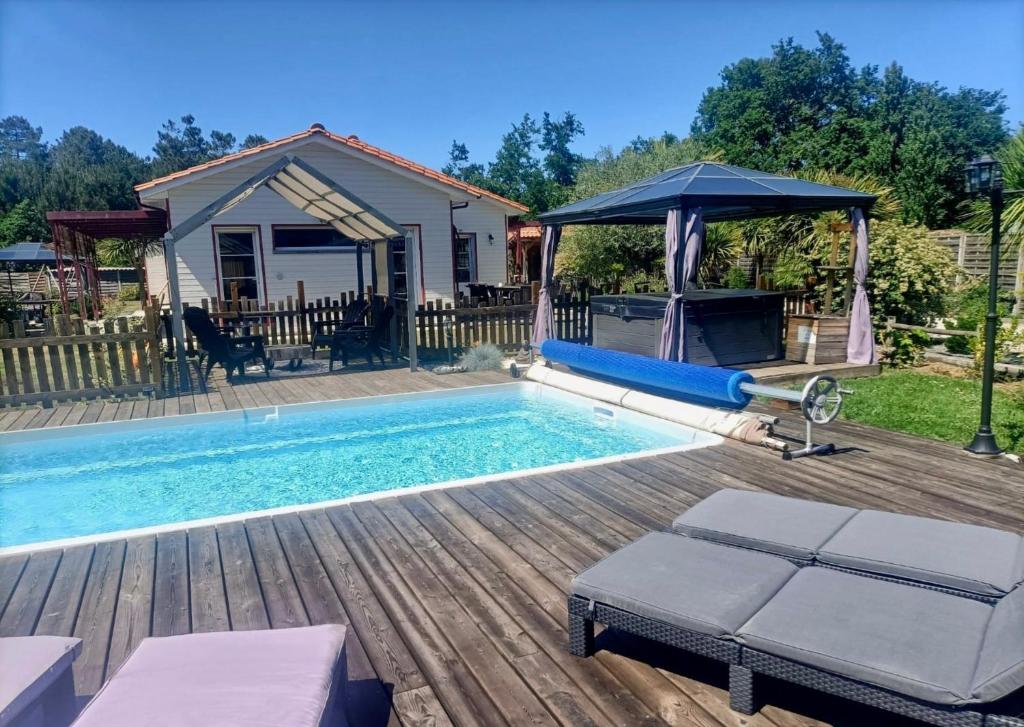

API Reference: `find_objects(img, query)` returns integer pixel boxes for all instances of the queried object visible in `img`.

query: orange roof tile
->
[135,124,529,212]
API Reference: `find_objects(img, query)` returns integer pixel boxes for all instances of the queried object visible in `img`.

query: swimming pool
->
[0,382,718,550]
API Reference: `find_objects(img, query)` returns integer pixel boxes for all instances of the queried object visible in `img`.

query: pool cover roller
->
[539,340,755,410]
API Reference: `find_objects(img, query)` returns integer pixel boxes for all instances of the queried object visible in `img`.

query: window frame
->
[453,232,478,284]
[271,224,360,254]
[213,225,263,303]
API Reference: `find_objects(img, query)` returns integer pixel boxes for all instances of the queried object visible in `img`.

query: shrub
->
[866,221,956,326]
[943,335,972,355]
[459,343,504,371]
[117,283,141,301]
[722,265,749,289]
[945,280,1013,331]
[970,317,1024,371]
[880,327,931,368]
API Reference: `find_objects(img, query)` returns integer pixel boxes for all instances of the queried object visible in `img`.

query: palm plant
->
[98,237,163,303]
[962,126,1024,248]
[731,170,902,289]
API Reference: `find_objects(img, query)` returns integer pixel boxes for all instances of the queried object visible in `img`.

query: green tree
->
[441,140,488,187]
[41,127,147,211]
[693,34,1007,227]
[539,111,586,186]
[0,199,49,247]
[241,134,269,150]
[151,114,237,177]
[441,112,586,214]
[0,116,46,162]
[0,116,48,214]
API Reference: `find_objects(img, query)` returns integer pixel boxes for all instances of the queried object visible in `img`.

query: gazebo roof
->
[0,242,69,264]
[539,162,877,225]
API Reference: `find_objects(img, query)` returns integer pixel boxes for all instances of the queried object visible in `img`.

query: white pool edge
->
[0,381,721,556]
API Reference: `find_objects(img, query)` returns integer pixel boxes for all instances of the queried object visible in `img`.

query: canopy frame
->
[163,155,418,389]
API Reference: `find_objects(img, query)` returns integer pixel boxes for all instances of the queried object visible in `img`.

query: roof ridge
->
[135,126,528,212]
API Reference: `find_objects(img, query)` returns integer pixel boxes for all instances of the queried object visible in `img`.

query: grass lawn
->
[841,368,1024,455]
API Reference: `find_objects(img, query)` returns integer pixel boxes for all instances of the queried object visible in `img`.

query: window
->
[215,228,261,301]
[453,232,477,283]
[272,225,357,253]
[390,238,407,297]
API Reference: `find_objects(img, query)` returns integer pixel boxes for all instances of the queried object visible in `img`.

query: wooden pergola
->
[46,209,168,319]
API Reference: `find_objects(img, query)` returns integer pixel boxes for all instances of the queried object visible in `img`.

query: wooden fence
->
[396,292,591,358]
[0,311,163,407]
[930,229,1023,293]
[172,282,592,359]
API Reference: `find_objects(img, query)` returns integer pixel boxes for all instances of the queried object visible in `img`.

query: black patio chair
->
[183,307,271,383]
[310,298,370,359]
[329,304,395,371]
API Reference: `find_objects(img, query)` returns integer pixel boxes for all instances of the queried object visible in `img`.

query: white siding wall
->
[142,139,462,305]
[451,201,509,295]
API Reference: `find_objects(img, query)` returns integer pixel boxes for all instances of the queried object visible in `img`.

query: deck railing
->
[170,282,592,360]
[0,311,163,407]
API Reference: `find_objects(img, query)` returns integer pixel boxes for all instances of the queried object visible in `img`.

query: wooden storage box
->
[786,315,849,364]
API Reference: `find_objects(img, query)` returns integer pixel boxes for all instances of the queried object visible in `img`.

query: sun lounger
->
[72,625,348,727]
[0,636,81,727]
[570,494,1024,725]
[672,488,1024,598]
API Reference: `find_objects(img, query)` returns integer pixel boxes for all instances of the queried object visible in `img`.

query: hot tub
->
[590,290,785,365]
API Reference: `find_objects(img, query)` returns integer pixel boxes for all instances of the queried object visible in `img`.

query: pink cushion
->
[73,625,347,727]
[0,636,81,725]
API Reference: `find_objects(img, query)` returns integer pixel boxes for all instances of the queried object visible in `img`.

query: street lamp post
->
[963,155,1004,457]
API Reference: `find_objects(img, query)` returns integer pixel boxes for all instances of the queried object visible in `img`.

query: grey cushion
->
[0,636,81,726]
[73,625,348,727]
[818,510,1024,597]
[972,585,1024,702]
[737,567,992,705]
[672,488,857,560]
[571,532,798,638]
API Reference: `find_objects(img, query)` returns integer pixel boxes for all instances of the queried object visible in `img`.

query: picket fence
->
[0,311,163,407]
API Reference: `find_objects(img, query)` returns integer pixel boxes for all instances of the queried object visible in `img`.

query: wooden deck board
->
[1,368,1021,726]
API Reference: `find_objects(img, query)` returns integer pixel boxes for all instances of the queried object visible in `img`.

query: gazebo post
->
[163,231,191,391]
[356,242,365,298]
[52,227,70,316]
[405,230,419,371]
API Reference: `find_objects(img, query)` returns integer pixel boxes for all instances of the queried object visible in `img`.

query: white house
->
[136,123,527,307]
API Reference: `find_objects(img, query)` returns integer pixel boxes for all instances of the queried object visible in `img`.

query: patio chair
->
[328,304,394,371]
[310,298,370,359]
[183,307,271,383]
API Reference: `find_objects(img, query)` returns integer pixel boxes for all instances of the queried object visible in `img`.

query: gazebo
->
[533,162,878,364]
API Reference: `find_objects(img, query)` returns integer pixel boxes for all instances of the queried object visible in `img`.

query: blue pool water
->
[0,384,712,547]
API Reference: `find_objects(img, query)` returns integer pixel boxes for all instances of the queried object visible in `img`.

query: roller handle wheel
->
[799,375,847,425]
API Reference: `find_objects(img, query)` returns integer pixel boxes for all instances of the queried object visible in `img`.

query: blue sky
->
[2,0,1022,170]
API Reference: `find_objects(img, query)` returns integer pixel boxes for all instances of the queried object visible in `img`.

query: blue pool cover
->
[540,340,754,409]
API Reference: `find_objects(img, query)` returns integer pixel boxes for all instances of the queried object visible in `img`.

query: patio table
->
[265,343,312,371]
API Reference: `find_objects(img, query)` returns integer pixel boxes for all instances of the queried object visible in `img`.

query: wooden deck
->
[0,367,1021,726]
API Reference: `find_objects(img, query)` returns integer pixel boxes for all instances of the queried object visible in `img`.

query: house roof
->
[539,162,877,225]
[135,123,529,213]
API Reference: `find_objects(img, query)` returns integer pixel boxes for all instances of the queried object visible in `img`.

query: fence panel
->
[0,316,163,407]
